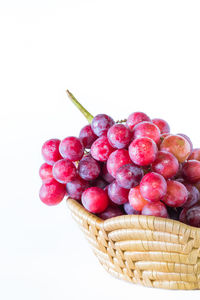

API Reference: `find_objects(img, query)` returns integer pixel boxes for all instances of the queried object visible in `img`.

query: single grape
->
[53,159,77,183]
[39,179,66,206]
[142,201,168,218]
[78,155,101,180]
[116,163,144,189]
[102,163,114,183]
[133,121,160,144]
[107,124,132,149]
[182,160,200,183]
[140,172,167,202]
[123,202,141,215]
[151,150,179,179]
[108,181,129,204]
[160,134,191,163]
[183,183,200,208]
[66,176,90,200]
[59,136,84,161]
[177,133,193,153]
[186,204,200,227]
[91,114,115,137]
[152,118,170,134]
[128,186,148,211]
[162,180,188,207]
[91,136,114,162]
[129,137,158,166]
[106,149,132,178]
[79,125,97,148]
[126,112,151,131]
[41,139,62,165]
[188,148,200,161]
[98,206,124,220]
[81,187,109,213]
[39,163,53,182]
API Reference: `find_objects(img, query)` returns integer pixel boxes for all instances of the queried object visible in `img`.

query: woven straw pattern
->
[67,198,200,290]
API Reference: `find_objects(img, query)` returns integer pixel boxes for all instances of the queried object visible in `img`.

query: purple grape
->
[78,155,101,181]
[123,202,140,215]
[98,206,124,220]
[79,125,97,148]
[91,178,107,189]
[91,114,115,137]
[186,204,200,227]
[116,163,144,189]
[108,181,129,205]
[66,176,90,200]
[183,183,200,208]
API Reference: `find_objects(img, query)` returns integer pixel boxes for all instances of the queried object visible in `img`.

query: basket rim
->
[67,198,200,232]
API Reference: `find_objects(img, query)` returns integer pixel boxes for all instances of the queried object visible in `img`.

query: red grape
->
[129,137,158,166]
[39,179,66,206]
[183,183,200,208]
[98,206,124,220]
[142,201,168,218]
[107,149,132,178]
[116,163,144,189]
[79,125,97,148]
[39,163,53,182]
[59,137,84,161]
[140,172,167,202]
[151,150,179,179]
[133,121,160,144]
[66,176,90,200]
[186,204,200,227]
[162,180,188,207]
[53,159,77,183]
[91,114,115,137]
[81,187,109,213]
[152,118,170,134]
[108,181,129,205]
[126,112,151,131]
[42,139,62,165]
[188,148,200,161]
[128,186,148,211]
[160,135,191,163]
[91,136,114,162]
[102,163,114,183]
[177,133,193,152]
[107,124,132,149]
[78,155,101,180]
[182,160,200,183]
[123,202,141,215]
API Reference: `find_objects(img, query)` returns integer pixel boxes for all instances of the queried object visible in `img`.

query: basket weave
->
[67,198,200,290]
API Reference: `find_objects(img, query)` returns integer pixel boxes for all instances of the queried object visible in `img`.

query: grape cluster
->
[39,98,200,228]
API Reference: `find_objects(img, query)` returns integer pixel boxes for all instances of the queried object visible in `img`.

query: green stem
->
[66,90,94,123]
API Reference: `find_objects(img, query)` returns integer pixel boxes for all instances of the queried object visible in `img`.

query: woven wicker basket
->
[67,198,200,290]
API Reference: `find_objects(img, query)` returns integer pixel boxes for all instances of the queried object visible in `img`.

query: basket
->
[67,198,200,290]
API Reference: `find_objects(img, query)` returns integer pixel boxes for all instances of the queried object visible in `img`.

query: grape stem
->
[66,90,94,123]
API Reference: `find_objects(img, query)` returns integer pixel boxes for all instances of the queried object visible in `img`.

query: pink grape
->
[126,112,151,131]
[53,159,77,183]
[39,163,53,182]
[151,150,179,179]
[81,187,109,213]
[183,183,200,208]
[91,114,115,137]
[78,155,101,180]
[107,149,132,178]
[142,201,168,218]
[160,134,191,163]
[59,136,84,161]
[107,124,132,149]
[140,172,167,202]
[133,121,160,144]
[116,163,144,189]
[152,118,170,134]
[188,148,200,161]
[66,176,90,200]
[162,180,188,207]
[182,160,200,183]
[39,179,66,206]
[128,186,148,211]
[108,181,129,205]
[98,206,124,220]
[123,202,141,215]
[42,139,62,165]
[129,137,158,166]
[91,136,114,162]
[79,125,97,148]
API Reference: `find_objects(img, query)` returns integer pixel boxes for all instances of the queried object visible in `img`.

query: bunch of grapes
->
[39,91,200,228]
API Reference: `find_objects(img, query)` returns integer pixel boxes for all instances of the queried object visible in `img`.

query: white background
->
[0,0,200,299]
